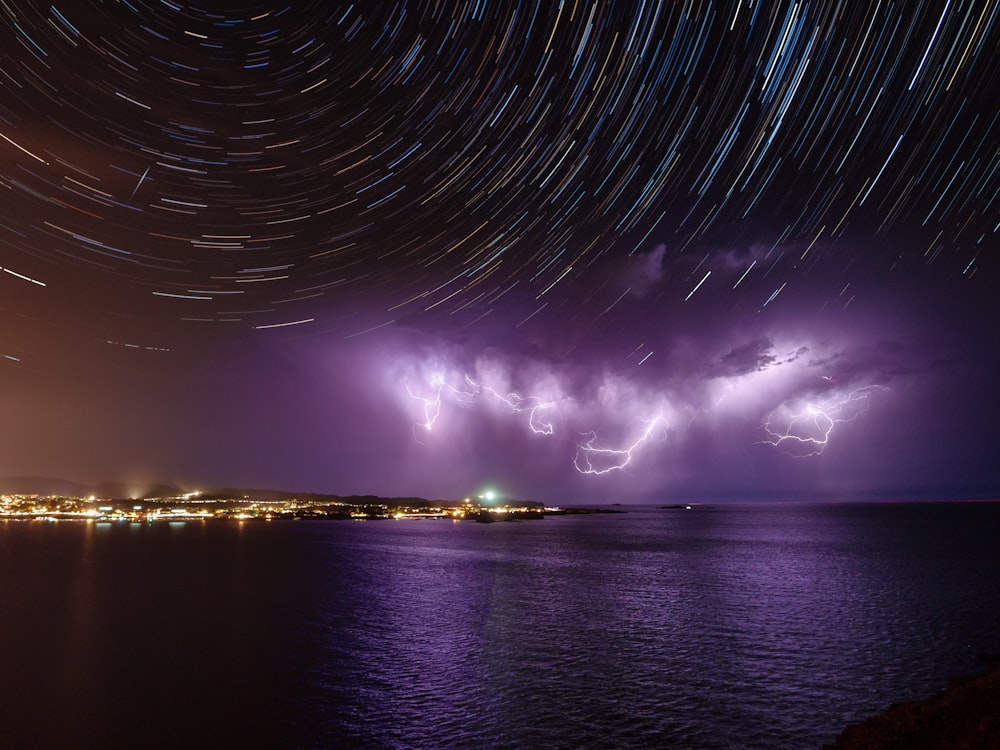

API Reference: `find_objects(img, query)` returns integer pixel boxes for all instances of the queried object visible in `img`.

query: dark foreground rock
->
[826,661,1000,749]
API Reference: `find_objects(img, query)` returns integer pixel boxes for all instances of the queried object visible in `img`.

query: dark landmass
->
[0,476,185,499]
[0,476,442,508]
[1,476,572,521]
[826,660,1000,750]
[0,477,183,499]
[201,488,440,508]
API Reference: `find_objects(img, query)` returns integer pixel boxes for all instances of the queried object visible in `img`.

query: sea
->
[1,502,998,749]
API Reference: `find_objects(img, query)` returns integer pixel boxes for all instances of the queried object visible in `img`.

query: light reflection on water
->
[1,503,998,749]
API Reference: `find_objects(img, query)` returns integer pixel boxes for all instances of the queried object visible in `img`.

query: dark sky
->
[1,1,997,503]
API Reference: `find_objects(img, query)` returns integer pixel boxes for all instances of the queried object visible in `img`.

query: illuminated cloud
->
[0,3,995,501]
[759,385,889,457]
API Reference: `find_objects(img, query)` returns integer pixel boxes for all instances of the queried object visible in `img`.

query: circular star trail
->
[1,0,996,341]
[2,1,999,499]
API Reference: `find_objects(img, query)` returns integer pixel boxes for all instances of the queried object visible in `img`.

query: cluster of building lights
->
[1,488,560,523]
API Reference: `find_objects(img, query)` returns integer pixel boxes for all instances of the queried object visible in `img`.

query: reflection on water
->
[1,503,998,749]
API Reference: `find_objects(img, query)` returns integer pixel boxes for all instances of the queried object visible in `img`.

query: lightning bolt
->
[404,371,669,474]
[759,384,888,456]
[405,372,568,437]
[404,372,478,435]
[476,382,569,435]
[573,414,668,475]
[404,373,444,432]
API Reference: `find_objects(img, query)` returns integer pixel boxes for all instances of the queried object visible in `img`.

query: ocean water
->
[1,502,998,749]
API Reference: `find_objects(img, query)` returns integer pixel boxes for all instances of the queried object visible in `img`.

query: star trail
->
[1,1,997,502]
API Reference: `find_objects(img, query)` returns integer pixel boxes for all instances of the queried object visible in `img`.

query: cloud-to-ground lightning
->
[759,385,888,457]
[404,373,478,434]
[574,414,668,475]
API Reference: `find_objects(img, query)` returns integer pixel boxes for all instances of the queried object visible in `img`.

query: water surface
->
[2,502,998,748]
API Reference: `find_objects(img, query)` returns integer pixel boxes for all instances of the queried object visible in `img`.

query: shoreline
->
[825,659,1000,749]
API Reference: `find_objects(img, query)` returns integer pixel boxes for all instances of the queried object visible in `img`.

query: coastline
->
[826,659,1000,749]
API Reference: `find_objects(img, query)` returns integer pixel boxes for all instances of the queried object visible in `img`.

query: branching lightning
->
[404,373,444,432]
[573,414,668,475]
[477,382,568,435]
[402,359,888,477]
[759,385,888,456]
[403,373,476,434]
[404,372,565,437]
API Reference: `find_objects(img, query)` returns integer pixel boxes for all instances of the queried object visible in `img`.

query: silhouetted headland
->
[826,658,1000,749]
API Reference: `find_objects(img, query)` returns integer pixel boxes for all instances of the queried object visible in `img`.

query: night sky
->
[1,1,997,503]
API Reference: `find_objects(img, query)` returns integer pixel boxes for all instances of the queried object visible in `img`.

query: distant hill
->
[0,477,182,499]
[0,477,441,506]
[0,476,91,497]
[201,489,444,507]
[93,481,185,500]
[202,487,298,502]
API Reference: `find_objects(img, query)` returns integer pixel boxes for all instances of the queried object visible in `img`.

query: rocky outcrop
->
[827,661,1000,749]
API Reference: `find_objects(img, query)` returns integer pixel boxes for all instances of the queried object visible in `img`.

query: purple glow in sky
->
[1,2,997,502]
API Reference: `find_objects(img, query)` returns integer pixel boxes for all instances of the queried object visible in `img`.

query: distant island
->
[0,476,617,523]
